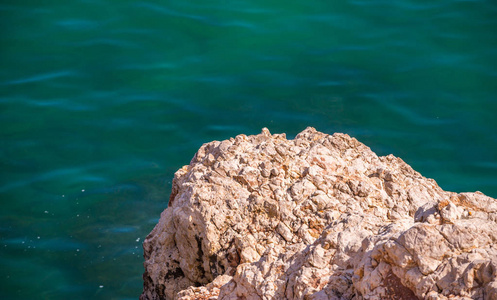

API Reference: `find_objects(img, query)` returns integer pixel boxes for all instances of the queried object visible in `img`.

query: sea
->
[1,0,496,299]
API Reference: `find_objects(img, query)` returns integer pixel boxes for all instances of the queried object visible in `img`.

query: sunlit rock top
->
[141,127,497,300]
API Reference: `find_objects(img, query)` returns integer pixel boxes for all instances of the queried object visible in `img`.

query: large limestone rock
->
[141,127,497,300]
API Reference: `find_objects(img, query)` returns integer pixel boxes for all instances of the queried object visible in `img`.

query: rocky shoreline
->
[141,128,497,300]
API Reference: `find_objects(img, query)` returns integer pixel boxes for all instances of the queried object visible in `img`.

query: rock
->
[141,127,497,300]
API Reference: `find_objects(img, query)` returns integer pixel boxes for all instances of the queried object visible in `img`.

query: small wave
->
[3,71,79,86]
[55,19,102,30]
[132,2,209,23]
[3,237,87,251]
[0,164,107,193]
[104,226,138,234]
[118,62,176,71]
[62,37,142,49]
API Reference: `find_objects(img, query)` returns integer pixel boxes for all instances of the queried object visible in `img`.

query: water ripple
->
[2,70,79,85]
[0,165,106,193]
[61,37,142,48]
[55,19,102,30]
[132,2,209,22]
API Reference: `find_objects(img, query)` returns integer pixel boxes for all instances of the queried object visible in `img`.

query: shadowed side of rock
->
[141,127,497,300]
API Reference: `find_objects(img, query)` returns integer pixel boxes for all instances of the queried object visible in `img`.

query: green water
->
[1,0,496,299]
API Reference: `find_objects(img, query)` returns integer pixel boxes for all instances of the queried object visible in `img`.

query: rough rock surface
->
[141,127,497,300]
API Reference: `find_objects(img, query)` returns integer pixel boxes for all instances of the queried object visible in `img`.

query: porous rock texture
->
[141,127,497,300]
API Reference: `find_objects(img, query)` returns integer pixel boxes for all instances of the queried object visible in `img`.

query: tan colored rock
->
[141,127,497,300]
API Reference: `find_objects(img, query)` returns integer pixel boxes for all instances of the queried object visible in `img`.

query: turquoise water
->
[1,0,496,298]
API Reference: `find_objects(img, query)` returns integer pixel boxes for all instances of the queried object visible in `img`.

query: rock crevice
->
[141,127,497,300]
